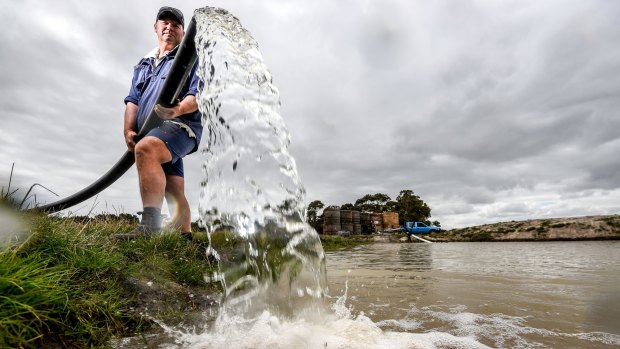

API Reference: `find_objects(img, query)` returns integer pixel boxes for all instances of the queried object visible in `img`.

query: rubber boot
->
[114,207,162,240]
[180,232,193,242]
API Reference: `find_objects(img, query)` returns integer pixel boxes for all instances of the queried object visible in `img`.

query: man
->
[118,6,202,239]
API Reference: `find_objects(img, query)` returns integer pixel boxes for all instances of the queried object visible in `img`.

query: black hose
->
[32,17,198,214]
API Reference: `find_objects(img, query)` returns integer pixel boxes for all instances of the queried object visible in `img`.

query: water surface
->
[120,6,619,349]
[325,241,620,348]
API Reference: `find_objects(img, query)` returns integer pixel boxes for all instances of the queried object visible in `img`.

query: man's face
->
[154,17,184,46]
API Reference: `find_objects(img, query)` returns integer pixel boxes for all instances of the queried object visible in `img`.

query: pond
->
[117,241,620,348]
[323,241,620,348]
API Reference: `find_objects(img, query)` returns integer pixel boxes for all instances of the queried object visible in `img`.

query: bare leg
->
[164,191,178,227]
[165,174,191,232]
[135,136,173,209]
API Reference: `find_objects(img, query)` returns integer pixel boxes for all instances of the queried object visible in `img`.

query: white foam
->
[375,318,422,331]
[571,332,620,346]
[164,310,491,349]
[154,292,620,349]
[157,290,491,349]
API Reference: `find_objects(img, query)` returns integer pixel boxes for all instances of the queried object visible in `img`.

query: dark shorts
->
[145,121,196,177]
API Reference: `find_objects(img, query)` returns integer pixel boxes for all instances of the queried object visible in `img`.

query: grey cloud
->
[2,0,620,228]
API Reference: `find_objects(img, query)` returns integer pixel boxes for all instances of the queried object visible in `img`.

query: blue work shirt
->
[124,46,203,153]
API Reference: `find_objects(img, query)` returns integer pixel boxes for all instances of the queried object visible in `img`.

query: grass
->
[1,167,384,347]
[0,208,220,349]
[1,163,60,210]
[320,234,370,250]
[0,251,69,348]
[0,202,360,347]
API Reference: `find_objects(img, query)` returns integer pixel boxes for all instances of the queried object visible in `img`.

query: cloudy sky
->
[1,0,619,228]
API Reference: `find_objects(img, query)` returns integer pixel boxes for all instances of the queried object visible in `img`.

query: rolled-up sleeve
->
[124,65,142,105]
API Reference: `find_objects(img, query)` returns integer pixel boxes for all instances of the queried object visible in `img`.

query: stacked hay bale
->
[371,213,384,233]
[360,212,373,234]
[323,207,340,235]
[340,210,354,233]
[322,207,400,235]
[382,211,400,229]
[352,211,362,234]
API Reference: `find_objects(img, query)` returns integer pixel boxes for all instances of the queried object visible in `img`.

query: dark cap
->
[156,6,184,27]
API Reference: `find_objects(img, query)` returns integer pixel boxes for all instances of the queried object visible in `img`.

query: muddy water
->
[115,241,620,348]
[325,241,620,348]
[114,6,619,348]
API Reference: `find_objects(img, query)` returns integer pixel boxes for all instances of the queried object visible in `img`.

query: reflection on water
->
[330,242,433,272]
[326,241,620,348]
[397,244,433,271]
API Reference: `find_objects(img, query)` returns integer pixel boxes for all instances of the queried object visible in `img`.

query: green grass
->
[1,205,351,347]
[0,209,219,348]
[0,251,69,348]
[320,235,370,250]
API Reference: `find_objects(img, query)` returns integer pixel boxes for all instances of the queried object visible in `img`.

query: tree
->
[385,200,399,212]
[395,190,432,225]
[340,203,355,210]
[354,193,392,212]
[307,200,325,233]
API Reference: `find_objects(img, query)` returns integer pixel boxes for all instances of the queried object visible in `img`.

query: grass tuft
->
[0,250,69,348]
[320,235,370,250]
[0,210,220,348]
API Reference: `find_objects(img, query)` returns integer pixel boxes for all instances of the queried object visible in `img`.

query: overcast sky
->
[1,0,619,229]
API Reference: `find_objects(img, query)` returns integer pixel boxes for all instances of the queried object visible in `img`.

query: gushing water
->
[148,7,566,349]
[195,7,326,319]
[168,8,494,348]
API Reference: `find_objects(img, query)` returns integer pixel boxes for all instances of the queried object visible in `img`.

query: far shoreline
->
[424,214,619,242]
[326,214,620,243]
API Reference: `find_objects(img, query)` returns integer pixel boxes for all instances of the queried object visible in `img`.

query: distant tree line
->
[307,190,440,234]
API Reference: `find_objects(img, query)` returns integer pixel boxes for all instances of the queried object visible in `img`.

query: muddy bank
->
[428,214,620,242]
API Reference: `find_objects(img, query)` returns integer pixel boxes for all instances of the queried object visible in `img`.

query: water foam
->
[160,293,492,349]
[151,281,619,349]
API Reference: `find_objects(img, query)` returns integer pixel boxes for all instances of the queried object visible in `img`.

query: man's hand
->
[154,102,184,120]
[123,102,139,152]
[125,130,138,152]
[154,96,197,120]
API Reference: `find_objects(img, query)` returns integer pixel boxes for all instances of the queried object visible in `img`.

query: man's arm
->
[123,102,139,152]
[154,95,198,120]
[154,61,200,120]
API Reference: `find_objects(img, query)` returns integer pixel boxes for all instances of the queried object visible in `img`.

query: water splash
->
[156,292,495,349]
[194,7,326,319]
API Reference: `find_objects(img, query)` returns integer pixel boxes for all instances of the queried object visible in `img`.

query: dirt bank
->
[428,214,620,242]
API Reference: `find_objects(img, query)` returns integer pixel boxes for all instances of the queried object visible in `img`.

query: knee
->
[135,137,170,163]
[134,138,155,158]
